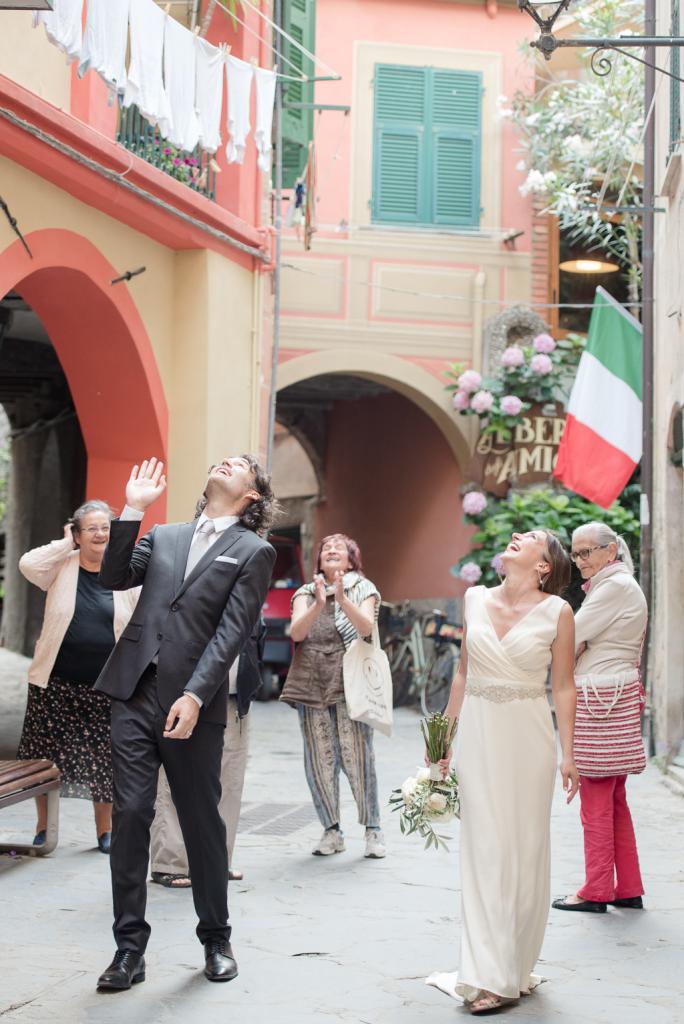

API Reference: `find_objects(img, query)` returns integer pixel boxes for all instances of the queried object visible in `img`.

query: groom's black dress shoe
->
[552,896,607,913]
[609,896,644,909]
[97,950,146,990]
[204,940,238,982]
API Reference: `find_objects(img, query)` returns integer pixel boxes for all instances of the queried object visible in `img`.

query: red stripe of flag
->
[553,415,637,509]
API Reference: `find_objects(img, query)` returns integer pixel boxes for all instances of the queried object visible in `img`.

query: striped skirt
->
[574,672,646,778]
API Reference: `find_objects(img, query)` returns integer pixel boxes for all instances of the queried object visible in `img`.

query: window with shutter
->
[671,1,681,155]
[282,0,316,188]
[372,63,482,228]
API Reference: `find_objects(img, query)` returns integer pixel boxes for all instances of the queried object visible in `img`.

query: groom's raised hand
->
[126,457,167,512]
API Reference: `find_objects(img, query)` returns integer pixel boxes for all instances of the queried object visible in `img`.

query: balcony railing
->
[117,104,217,201]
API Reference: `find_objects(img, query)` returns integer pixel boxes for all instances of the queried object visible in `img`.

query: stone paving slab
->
[1,697,683,1024]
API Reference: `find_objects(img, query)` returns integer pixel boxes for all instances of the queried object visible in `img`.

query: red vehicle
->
[258,532,305,699]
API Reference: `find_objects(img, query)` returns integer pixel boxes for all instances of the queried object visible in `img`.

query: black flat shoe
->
[552,896,607,913]
[204,940,238,982]
[609,896,644,909]
[97,832,111,854]
[97,950,145,990]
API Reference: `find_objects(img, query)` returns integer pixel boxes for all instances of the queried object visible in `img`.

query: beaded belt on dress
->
[465,677,547,702]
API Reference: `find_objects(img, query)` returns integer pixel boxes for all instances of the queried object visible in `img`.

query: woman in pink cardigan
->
[17,500,139,852]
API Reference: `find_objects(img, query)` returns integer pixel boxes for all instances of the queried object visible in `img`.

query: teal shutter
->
[372,64,482,227]
[282,0,316,188]
[373,65,426,223]
[431,70,481,225]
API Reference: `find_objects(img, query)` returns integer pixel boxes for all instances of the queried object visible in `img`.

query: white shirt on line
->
[120,506,241,704]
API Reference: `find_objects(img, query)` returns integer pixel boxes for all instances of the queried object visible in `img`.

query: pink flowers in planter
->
[530,353,553,375]
[457,369,482,394]
[500,395,523,416]
[501,346,525,369]
[452,390,471,411]
[463,491,487,516]
[470,390,494,414]
[533,333,556,354]
[459,562,483,585]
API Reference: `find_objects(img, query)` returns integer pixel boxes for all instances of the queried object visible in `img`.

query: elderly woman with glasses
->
[553,522,647,914]
[16,501,140,852]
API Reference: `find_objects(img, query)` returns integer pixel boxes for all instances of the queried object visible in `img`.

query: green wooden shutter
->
[372,64,482,227]
[431,70,482,226]
[671,1,681,155]
[282,0,316,188]
[372,65,426,223]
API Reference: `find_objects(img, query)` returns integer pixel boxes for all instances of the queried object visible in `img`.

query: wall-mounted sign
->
[470,402,566,495]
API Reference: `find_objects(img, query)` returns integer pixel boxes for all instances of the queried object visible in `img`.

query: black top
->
[53,568,116,685]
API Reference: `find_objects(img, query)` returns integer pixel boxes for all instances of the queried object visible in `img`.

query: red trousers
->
[577,774,644,902]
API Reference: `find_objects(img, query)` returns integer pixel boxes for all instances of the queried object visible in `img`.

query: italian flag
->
[554,287,642,509]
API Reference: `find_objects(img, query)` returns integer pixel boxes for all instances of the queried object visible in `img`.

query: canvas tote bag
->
[343,624,393,737]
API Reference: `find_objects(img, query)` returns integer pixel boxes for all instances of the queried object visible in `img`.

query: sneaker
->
[364,829,386,859]
[312,829,345,856]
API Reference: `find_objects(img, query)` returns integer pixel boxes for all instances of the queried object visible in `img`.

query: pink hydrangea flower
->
[530,353,553,375]
[533,333,556,354]
[457,369,482,394]
[452,390,471,411]
[460,562,483,585]
[470,390,494,414]
[501,346,525,369]
[490,552,505,577]
[500,394,523,416]
[463,491,487,516]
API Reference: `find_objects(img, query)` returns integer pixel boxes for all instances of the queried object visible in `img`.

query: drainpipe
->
[266,0,283,473]
[641,0,655,755]
[190,0,200,31]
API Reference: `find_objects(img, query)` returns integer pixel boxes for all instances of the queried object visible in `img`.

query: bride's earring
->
[537,568,547,591]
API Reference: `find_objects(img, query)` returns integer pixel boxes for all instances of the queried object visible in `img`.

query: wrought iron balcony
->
[117,104,217,201]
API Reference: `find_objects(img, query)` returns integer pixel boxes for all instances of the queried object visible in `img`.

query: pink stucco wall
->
[316,392,471,601]
[312,0,533,246]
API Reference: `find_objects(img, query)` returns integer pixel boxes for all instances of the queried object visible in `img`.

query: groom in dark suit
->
[94,456,276,991]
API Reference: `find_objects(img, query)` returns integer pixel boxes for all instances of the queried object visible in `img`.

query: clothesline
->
[211,0,308,82]
[35,0,278,169]
[242,0,342,81]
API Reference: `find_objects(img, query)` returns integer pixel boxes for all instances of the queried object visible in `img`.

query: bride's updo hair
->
[540,531,571,597]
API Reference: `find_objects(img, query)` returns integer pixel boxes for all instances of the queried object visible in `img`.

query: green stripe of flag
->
[585,287,643,401]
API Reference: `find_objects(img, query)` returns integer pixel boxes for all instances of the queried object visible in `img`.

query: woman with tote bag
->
[280,533,386,859]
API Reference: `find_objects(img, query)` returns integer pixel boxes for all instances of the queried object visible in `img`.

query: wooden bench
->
[0,759,60,856]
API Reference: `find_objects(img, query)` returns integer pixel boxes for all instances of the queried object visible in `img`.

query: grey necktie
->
[184,519,215,579]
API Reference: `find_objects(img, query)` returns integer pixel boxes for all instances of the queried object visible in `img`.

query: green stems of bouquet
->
[421,712,458,765]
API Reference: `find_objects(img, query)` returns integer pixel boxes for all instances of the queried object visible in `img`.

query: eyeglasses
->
[570,544,608,564]
[80,526,111,535]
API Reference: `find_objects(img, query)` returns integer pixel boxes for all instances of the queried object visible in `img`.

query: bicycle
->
[381,603,462,716]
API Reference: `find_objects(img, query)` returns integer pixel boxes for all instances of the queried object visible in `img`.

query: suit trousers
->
[151,700,250,874]
[109,667,229,953]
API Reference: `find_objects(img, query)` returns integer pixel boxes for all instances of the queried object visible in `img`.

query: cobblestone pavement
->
[1,660,683,1024]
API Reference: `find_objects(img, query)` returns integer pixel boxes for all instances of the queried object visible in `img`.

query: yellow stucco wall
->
[0,12,72,111]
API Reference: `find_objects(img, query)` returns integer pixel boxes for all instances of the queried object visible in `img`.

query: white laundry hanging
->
[123,0,172,131]
[195,38,224,154]
[225,55,254,165]
[254,66,277,172]
[78,0,129,95]
[34,0,83,65]
[161,17,200,152]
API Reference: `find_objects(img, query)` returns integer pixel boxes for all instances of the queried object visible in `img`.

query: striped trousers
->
[297,701,380,830]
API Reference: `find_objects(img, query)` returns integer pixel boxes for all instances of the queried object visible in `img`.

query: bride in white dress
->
[427,530,579,1015]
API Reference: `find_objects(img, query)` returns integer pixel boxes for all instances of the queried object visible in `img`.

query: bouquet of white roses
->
[389,713,459,851]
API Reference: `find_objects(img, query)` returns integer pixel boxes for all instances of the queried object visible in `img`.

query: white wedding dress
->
[427,584,563,1002]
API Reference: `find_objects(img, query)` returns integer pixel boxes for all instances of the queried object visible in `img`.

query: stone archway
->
[277,349,475,473]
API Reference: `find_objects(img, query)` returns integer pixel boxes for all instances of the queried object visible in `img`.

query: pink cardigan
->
[19,536,141,687]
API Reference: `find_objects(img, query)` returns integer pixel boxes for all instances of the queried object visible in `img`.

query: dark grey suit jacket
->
[94,518,275,725]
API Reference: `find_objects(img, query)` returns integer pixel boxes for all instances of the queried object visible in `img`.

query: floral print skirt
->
[17,677,113,802]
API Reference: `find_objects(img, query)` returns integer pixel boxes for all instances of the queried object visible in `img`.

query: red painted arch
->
[0,229,168,520]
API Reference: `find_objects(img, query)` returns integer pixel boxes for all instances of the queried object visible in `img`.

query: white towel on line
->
[160,16,200,151]
[78,0,129,94]
[195,38,224,154]
[254,66,277,172]
[123,0,172,130]
[225,55,254,165]
[34,0,83,65]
